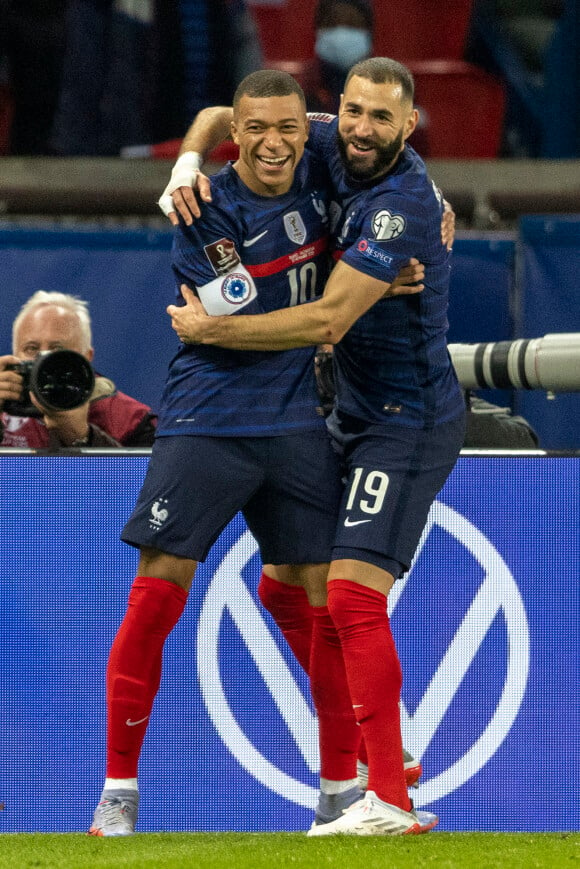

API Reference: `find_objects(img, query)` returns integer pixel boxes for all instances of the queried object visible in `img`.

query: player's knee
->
[137,546,197,590]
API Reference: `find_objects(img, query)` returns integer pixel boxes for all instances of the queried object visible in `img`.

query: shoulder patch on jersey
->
[371,210,406,241]
[357,239,393,266]
[204,237,241,276]
[284,211,307,245]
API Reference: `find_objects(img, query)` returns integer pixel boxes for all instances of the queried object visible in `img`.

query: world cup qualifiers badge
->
[204,237,241,276]
[372,210,406,241]
[221,273,252,305]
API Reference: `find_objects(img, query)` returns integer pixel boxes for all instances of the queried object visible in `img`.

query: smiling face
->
[231,93,309,197]
[337,74,418,181]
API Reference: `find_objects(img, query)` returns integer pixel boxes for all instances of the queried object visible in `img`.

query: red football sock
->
[257,572,313,673]
[106,576,188,779]
[258,572,370,774]
[309,605,361,782]
[358,741,368,767]
[327,579,411,811]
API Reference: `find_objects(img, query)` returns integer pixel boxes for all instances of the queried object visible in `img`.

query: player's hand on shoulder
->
[385,259,425,297]
[441,199,455,251]
[158,151,213,226]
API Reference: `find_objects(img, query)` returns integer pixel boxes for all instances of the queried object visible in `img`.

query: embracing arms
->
[167,257,424,351]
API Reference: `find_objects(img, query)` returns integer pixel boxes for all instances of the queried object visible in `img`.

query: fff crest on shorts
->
[149,498,169,531]
[284,211,307,245]
[372,209,406,241]
[221,272,253,305]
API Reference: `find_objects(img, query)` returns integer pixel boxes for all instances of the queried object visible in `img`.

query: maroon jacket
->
[0,377,157,449]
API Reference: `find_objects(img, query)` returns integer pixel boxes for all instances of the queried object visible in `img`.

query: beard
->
[337,126,404,181]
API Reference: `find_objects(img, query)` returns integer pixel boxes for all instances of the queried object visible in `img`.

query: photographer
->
[0,291,157,449]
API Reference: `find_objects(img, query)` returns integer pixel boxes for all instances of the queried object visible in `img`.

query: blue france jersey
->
[308,116,465,428]
[157,154,333,437]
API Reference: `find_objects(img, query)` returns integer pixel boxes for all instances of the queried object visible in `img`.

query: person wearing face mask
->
[303,0,373,114]
[303,0,430,153]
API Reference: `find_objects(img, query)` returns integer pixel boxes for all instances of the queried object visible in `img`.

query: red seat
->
[129,139,239,163]
[250,0,317,63]
[374,1,474,61]
[263,59,311,90]
[408,60,506,158]
[207,141,239,163]
[250,1,475,65]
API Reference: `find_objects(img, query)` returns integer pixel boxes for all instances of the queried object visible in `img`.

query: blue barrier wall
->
[1,224,579,445]
[447,234,515,409]
[514,216,580,450]
[0,228,178,413]
[0,455,578,833]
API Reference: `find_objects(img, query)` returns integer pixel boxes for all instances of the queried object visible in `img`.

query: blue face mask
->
[315,26,372,71]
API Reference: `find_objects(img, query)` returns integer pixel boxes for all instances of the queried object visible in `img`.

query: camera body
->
[3,350,95,417]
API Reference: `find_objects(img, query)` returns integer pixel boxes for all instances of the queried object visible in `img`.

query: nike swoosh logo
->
[126,716,149,727]
[343,517,372,527]
[243,230,268,247]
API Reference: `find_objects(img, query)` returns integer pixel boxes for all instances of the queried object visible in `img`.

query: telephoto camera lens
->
[3,350,95,416]
[31,350,95,411]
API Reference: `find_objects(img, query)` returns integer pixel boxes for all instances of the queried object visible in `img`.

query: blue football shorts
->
[328,411,466,577]
[121,429,342,564]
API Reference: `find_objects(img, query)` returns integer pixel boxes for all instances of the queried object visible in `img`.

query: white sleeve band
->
[196,265,257,316]
[158,151,204,216]
[172,150,203,178]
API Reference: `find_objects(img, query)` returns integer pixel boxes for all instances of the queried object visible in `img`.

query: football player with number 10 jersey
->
[89,70,348,838]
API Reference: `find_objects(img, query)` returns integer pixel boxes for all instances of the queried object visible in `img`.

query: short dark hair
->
[233,69,306,111]
[315,0,373,31]
[344,57,415,104]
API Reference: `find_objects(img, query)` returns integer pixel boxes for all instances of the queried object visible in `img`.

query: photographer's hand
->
[31,395,92,446]
[0,355,24,411]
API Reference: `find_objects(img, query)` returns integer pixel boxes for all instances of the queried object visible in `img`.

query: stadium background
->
[0,0,579,835]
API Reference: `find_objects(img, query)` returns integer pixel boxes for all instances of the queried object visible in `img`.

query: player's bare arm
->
[158,107,234,226]
[167,258,424,350]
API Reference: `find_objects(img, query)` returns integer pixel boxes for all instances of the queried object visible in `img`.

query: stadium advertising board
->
[0,455,577,833]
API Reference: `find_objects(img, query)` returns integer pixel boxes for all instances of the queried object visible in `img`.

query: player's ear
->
[403,107,419,142]
[230,120,240,145]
